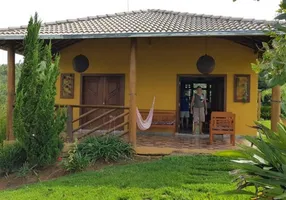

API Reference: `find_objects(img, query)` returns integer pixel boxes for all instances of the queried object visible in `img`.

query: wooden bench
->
[140,110,176,134]
[209,112,235,146]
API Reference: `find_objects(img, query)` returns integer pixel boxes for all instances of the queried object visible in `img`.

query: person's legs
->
[185,111,190,129]
[199,108,205,134]
[193,108,199,134]
[180,112,184,129]
[181,117,184,129]
[199,122,203,134]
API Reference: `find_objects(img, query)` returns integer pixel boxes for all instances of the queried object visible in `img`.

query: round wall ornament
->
[72,54,89,73]
[196,54,215,74]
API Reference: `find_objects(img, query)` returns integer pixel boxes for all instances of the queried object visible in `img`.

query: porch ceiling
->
[222,35,270,52]
[0,39,82,55]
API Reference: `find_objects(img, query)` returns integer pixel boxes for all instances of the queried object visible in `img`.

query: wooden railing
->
[62,104,130,142]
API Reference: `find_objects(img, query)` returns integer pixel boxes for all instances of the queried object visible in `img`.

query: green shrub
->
[218,122,286,199]
[0,105,6,148]
[13,14,66,167]
[0,116,6,148]
[62,140,89,172]
[0,142,27,175]
[78,136,134,162]
[261,105,271,120]
[16,162,33,178]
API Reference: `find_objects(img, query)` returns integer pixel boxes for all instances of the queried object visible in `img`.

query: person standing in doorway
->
[180,91,190,130]
[191,86,207,134]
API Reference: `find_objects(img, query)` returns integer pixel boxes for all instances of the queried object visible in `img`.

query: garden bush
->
[0,142,27,175]
[0,116,6,148]
[62,140,89,172]
[0,104,6,147]
[16,162,34,178]
[78,136,134,162]
[261,105,271,120]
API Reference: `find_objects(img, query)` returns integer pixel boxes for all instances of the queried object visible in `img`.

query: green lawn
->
[0,155,251,200]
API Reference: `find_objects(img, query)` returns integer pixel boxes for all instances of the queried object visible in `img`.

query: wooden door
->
[103,76,124,130]
[82,75,124,130]
[104,76,124,106]
[82,76,105,129]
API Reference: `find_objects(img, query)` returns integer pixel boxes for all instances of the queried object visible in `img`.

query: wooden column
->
[66,106,74,142]
[271,85,281,131]
[257,90,262,120]
[6,44,16,140]
[129,38,137,146]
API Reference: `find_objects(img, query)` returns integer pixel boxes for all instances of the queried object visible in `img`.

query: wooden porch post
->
[129,38,137,146]
[6,43,16,140]
[257,90,262,120]
[66,106,74,143]
[271,85,281,131]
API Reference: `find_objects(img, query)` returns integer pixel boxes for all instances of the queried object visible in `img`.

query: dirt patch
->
[0,155,161,191]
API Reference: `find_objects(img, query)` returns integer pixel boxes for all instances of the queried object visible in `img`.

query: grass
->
[0,155,251,200]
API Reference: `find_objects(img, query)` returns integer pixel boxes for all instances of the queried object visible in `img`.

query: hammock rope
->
[136,97,155,130]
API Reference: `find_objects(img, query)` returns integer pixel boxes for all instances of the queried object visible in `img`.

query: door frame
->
[176,74,227,133]
[80,73,125,117]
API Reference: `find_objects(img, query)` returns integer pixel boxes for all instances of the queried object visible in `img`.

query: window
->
[184,84,191,89]
[193,83,207,89]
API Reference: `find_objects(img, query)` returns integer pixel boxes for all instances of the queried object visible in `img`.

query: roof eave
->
[0,31,269,40]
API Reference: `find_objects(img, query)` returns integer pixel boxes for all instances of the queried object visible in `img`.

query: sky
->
[0,0,281,64]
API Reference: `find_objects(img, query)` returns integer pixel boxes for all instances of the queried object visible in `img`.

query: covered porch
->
[1,37,262,150]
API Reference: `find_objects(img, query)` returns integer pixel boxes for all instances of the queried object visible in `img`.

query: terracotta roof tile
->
[0,9,277,39]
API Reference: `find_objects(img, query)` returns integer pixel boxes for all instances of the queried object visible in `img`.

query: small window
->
[193,83,207,89]
[184,84,191,89]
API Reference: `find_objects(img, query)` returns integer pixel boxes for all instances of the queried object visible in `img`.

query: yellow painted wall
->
[56,37,258,135]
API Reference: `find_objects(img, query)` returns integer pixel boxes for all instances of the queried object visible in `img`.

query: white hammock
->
[136,97,155,130]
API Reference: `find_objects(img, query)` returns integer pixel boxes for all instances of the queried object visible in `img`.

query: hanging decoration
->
[72,54,89,73]
[196,37,215,74]
[196,54,215,74]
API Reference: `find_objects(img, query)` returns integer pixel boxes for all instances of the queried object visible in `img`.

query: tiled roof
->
[0,9,275,39]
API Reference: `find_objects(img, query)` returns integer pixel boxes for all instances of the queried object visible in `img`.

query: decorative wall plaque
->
[234,74,250,103]
[60,73,74,99]
[196,54,215,74]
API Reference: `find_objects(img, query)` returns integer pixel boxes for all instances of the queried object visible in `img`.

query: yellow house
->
[0,10,271,148]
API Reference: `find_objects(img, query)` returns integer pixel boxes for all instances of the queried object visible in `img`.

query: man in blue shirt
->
[180,91,190,130]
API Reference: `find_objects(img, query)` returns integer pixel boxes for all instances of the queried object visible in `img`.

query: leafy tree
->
[0,64,22,147]
[0,63,22,105]
[221,1,286,199]
[13,13,66,167]
[251,0,286,87]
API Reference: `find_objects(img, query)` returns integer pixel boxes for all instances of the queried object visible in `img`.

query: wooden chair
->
[209,112,235,146]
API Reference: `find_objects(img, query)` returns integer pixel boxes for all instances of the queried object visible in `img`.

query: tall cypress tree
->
[14,13,66,166]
